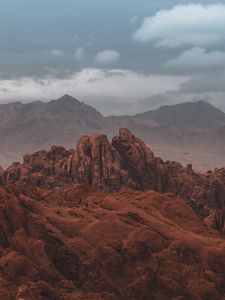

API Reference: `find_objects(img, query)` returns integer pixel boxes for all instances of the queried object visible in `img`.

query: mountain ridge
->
[135,100,225,129]
[1,95,224,126]
[0,95,225,170]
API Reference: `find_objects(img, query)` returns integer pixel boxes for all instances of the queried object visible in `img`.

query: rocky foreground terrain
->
[1,129,225,299]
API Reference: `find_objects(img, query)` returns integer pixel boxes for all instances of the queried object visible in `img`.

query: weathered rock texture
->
[2,129,225,216]
[1,129,225,299]
[1,184,225,299]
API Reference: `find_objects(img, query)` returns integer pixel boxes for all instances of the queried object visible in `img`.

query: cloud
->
[134,4,225,47]
[165,47,225,71]
[74,47,85,61]
[138,94,173,110]
[51,49,63,56]
[95,50,120,65]
[0,68,185,115]
[0,68,224,115]
[178,72,225,94]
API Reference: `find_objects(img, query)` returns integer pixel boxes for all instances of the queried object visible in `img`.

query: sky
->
[0,0,225,115]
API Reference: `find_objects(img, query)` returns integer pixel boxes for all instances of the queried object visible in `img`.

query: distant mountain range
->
[0,95,115,166]
[136,100,225,129]
[0,94,225,170]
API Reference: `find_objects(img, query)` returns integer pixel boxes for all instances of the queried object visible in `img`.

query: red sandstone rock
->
[2,129,225,221]
[112,128,156,189]
[0,184,225,299]
[71,133,124,191]
[1,129,225,298]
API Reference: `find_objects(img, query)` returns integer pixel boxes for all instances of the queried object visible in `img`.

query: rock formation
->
[0,129,225,299]
[1,184,225,299]
[2,128,225,215]
[1,129,156,191]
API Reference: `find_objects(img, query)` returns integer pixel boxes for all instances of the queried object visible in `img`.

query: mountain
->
[136,100,225,129]
[1,129,225,299]
[0,95,115,167]
[0,95,225,171]
[110,100,225,170]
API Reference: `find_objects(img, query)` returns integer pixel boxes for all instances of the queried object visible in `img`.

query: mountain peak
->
[53,94,81,104]
[48,94,103,118]
[158,100,216,111]
[196,100,209,105]
[139,100,225,129]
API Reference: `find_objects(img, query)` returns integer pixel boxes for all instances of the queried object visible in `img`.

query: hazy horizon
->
[0,93,224,117]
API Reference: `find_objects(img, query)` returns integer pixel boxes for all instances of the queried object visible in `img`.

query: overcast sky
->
[0,0,224,115]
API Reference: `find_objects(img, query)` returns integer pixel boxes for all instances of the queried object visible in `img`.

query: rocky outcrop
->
[3,146,74,187]
[0,129,176,190]
[2,128,158,191]
[1,129,225,298]
[1,184,225,299]
[0,132,220,197]
[1,128,225,229]
[71,133,124,191]
[70,129,158,191]
[112,128,158,189]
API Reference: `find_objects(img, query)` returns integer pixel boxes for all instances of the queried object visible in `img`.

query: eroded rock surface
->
[1,129,225,299]
[0,184,225,299]
[2,129,225,216]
